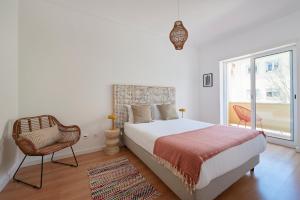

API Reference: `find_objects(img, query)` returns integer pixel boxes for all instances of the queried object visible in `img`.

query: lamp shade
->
[107,114,117,120]
[169,20,188,50]
[107,114,117,130]
[179,108,186,112]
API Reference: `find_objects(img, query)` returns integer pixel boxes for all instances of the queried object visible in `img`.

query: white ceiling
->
[44,0,300,48]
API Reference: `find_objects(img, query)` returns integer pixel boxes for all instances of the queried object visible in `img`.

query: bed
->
[113,84,266,200]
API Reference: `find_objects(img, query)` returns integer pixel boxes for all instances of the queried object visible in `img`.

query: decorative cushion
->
[131,105,152,124]
[151,104,162,120]
[157,104,179,120]
[21,125,61,149]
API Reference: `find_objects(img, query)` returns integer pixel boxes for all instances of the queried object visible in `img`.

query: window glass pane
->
[255,51,292,140]
[226,58,251,128]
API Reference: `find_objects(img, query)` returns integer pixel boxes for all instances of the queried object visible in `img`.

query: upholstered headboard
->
[113,84,176,128]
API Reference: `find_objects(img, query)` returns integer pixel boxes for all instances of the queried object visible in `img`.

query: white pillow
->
[151,104,162,120]
[125,105,134,123]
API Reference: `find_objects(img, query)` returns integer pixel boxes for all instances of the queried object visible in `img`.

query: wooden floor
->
[1,144,300,200]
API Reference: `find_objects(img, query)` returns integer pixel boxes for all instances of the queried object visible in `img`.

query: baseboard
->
[0,174,10,192]
[0,145,105,192]
[0,153,21,192]
[22,145,105,167]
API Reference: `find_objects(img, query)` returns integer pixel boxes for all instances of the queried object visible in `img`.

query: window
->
[266,89,280,97]
[265,60,279,72]
[266,62,273,71]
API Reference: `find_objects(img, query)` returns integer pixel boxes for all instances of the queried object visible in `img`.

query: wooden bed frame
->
[113,84,260,200]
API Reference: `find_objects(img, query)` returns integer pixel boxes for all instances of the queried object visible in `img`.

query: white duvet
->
[124,118,266,189]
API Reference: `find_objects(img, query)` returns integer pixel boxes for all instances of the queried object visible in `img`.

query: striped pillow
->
[21,125,61,149]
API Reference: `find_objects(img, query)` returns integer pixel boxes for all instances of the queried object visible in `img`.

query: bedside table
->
[104,128,120,155]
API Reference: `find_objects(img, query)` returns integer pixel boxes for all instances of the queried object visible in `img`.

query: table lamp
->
[107,114,117,130]
[178,108,186,118]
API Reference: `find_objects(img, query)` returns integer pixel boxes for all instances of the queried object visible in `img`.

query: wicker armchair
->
[12,115,81,189]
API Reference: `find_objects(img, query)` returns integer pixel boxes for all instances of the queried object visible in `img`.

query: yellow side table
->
[104,128,120,155]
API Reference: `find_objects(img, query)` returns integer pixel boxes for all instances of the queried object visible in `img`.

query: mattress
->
[124,118,266,189]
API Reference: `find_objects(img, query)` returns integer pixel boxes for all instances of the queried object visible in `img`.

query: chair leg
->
[13,155,44,189]
[51,146,78,167]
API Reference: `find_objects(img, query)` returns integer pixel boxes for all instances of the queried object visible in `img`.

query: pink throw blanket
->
[153,125,265,191]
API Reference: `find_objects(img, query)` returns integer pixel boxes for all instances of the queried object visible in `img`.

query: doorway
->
[221,45,297,145]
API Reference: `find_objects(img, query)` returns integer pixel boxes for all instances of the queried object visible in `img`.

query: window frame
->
[220,44,297,147]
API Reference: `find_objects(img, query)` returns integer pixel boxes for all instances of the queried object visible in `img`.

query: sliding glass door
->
[225,58,252,128]
[254,51,294,140]
[222,46,296,142]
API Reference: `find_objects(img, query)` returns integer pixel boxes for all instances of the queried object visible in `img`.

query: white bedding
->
[124,118,266,189]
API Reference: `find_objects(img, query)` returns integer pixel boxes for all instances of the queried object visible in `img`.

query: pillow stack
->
[126,103,179,124]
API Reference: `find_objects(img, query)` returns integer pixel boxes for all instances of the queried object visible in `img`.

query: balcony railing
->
[228,102,291,139]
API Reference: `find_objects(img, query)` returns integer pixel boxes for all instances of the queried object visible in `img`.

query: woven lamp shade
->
[169,20,188,50]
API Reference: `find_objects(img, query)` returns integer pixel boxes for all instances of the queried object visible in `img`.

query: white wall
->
[0,0,19,191]
[18,0,201,164]
[198,11,300,147]
[1,0,299,192]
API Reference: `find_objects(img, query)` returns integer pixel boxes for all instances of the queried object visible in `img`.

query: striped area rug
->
[88,157,160,200]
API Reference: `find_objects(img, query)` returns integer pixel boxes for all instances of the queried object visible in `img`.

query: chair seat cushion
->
[37,142,72,155]
[20,125,61,149]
